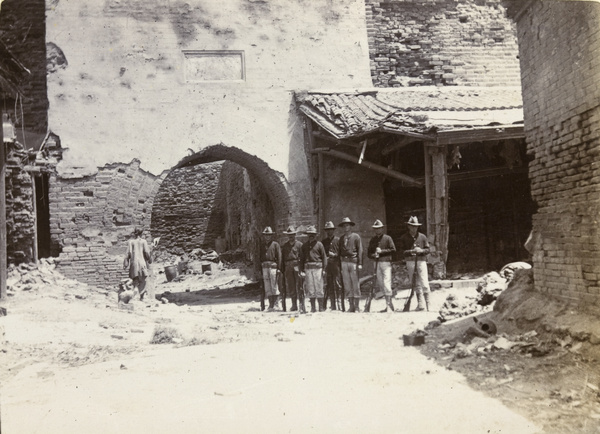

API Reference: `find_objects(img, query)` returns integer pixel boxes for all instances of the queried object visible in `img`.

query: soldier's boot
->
[290,298,298,312]
[281,297,287,312]
[330,294,337,311]
[388,297,395,312]
[299,296,307,314]
[322,292,328,310]
[354,297,360,313]
[267,296,275,311]
[380,296,391,313]
[318,298,325,312]
[415,293,425,311]
[310,298,316,313]
[423,292,430,312]
[347,298,356,313]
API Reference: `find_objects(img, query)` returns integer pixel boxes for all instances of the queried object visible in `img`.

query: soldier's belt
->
[261,261,278,268]
[285,260,299,265]
[341,257,358,263]
[305,262,323,269]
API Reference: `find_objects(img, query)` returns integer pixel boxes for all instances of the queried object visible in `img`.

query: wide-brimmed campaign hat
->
[324,221,335,230]
[305,225,317,234]
[262,226,274,234]
[338,217,355,227]
[283,225,297,235]
[372,219,384,228]
[407,216,422,226]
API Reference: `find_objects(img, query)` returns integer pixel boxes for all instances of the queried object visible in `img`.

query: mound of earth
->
[421,269,600,433]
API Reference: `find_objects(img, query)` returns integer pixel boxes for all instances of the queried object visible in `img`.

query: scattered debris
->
[150,325,182,344]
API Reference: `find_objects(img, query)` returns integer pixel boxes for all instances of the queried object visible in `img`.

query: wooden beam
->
[379,127,434,141]
[312,147,424,188]
[436,126,524,146]
[448,166,528,182]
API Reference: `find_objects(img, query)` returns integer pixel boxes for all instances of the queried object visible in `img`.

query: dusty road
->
[0,283,540,434]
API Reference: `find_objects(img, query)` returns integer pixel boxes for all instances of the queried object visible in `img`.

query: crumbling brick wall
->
[5,143,35,263]
[513,1,600,305]
[366,0,520,87]
[151,162,225,253]
[50,159,165,288]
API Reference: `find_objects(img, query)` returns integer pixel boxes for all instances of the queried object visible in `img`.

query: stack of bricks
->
[50,159,165,288]
[365,0,520,87]
[514,1,600,305]
[150,162,225,253]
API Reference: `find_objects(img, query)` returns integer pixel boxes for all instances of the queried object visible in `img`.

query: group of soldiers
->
[259,216,432,313]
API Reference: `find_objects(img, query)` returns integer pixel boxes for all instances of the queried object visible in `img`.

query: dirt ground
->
[1,262,599,433]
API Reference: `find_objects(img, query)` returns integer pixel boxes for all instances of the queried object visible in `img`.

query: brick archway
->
[172,144,297,231]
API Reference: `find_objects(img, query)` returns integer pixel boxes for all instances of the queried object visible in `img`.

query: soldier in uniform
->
[367,219,397,312]
[399,216,431,311]
[322,221,341,311]
[281,225,303,312]
[260,226,282,311]
[338,217,363,313]
[299,225,327,312]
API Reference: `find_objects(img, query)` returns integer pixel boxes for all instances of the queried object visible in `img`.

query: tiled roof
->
[295,87,524,139]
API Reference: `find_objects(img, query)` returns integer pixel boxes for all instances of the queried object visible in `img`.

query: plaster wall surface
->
[515,1,600,305]
[45,0,373,179]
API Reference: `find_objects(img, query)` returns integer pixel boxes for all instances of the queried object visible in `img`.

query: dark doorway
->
[34,173,51,258]
[446,139,535,275]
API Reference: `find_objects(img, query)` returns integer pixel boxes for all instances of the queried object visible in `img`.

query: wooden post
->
[0,109,6,299]
[429,146,449,278]
[318,152,325,232]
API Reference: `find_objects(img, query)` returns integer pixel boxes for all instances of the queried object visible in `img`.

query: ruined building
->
[0,0,547,289]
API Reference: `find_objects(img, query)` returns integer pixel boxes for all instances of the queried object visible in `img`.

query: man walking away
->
[299,225,328,312]
[123,227,152,301]
[281,225,303,312]
[322,221,341,311]
[260,226,282,311]
[338,217,363,312]
[367,219,396,312]
[399,216,431,311]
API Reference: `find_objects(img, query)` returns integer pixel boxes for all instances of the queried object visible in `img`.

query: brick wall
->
[5,143,35,263]
[0,0,48,141]
[366,0,520,87]
[514,1,600,305]
[51,160,165,288]
[151,162,225,253]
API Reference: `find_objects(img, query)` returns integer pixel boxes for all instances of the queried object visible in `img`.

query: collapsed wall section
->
[514,1,600,305]
[50,159,165,288]
[366,0,520,87]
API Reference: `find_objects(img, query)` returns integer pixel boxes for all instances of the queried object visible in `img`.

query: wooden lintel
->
[414,165,528,184]
[437,126,524,146]
[313,147,424,188]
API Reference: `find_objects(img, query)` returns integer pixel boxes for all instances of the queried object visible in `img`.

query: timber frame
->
[303,115,525,277]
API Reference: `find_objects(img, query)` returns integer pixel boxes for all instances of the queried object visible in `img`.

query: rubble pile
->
[438,293,487,322]
[437,261,533,323]
[7,258,89,294]
[437,328,587,362]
